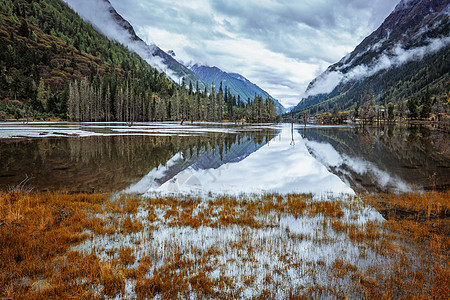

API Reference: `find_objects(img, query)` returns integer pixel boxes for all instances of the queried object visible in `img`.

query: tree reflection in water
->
[303,125,449,192]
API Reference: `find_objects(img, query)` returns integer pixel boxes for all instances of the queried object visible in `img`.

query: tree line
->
[67,76,279,123]
[298,86,449,125]
[292,45,449,120]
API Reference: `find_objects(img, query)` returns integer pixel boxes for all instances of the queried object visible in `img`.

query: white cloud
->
[63,0,182,82]
[66,0,399,107]
[305,71,343,97]
[305,37,450,97]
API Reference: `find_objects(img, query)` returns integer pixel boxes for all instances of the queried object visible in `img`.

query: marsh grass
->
[1,191,448,299]
[0,191,107,299]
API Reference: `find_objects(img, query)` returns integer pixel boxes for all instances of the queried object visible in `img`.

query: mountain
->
[190,64,285,112]
[294,0,450,114]
[64,0,284,112]
[0,0,178,120]
[0,0,279,123]
[284,106,295,114]
[63,0,207,89]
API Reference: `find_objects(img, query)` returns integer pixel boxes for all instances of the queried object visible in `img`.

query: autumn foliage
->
[0,190,448,299]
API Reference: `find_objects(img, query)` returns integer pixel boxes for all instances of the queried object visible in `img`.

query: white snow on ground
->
[110,127,238,134]
[143,124,354,195]
[0,123,101,138]
[0,122,244,138]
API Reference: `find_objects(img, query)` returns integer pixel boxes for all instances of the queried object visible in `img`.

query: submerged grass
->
[0,191,448,299]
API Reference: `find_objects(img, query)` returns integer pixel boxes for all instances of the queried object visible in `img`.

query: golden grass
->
[0,191,106,299]
[363,192,450,258]
[1,191,449,299]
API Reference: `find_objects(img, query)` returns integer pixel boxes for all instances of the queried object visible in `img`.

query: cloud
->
[62,0,182,82]
[305,36,450,97]
[305,71,344,97]
[69,0,399,107]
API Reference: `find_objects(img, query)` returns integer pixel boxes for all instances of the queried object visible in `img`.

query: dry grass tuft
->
[118,247,135,266]
[121,216,143,233]
[1,191,449,299]
[99,261,125,297]
[0,191,107,298]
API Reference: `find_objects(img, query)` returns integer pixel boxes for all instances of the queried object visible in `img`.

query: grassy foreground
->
[0,191,449,299]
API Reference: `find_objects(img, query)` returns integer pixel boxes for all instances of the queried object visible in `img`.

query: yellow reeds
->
[1,191,448,299]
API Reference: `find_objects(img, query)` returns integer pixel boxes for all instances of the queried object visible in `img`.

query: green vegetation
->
[0,0,279,123]
[292,23,450,123]
[295,85,449,126]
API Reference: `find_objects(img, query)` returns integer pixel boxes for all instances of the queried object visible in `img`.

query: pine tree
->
[218,82,223,122]
[407,97,419,118]
[420,86,432,119]
[36,78,49,112]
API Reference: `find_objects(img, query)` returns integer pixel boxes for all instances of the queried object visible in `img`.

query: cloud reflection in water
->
[140,124,354,195]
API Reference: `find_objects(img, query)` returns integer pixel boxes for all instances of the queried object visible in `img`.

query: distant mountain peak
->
[190,64,285,112]
[99,0,139,40]
[295,0,450,113]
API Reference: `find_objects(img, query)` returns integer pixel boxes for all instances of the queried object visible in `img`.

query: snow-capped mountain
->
[190,64,285,112]
[295,0,450,112]
[63,0,207,89]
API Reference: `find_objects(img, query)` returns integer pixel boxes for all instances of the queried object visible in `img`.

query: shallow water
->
[0,122,448,193]
[142,124,353,195]
[0,122,276,192]
[302,125,450,192]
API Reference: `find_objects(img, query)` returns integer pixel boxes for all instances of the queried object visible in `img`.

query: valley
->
[0,0,449,298]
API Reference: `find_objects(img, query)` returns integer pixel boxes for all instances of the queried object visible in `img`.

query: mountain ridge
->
[190,64,285,112]
[294,0,450,114]
[63,0,207,89]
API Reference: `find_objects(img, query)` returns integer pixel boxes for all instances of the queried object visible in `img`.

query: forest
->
[0,0,279,123]
[291,45,450,123]
[298,85,449,126]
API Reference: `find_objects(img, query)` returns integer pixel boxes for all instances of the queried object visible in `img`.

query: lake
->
[0,122,448,194]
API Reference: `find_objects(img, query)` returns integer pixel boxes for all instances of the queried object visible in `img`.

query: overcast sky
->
[108,0,398,107]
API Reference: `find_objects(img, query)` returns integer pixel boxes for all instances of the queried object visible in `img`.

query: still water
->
[0,122,448,194]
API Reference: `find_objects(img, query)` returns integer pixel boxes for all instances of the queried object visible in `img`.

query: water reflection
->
[123,134,271,194]
[0,129,276,192]
[303,125,450,192]
[1,123,447,194]
[141,124,354,195]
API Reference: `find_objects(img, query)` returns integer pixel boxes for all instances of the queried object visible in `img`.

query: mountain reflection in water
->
[302,125,449,193]
[0,127,276,193]
[138,124,354,195]
[1,123,447,194]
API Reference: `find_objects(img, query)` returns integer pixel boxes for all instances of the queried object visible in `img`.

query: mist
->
[305,36,450,97]
[62,0,179,81]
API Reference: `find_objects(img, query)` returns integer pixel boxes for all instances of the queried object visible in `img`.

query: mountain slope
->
[0,0,279,123]
[294,0,450,114]
[190,64,285,112]
[0,0,176,119]
[63,0,207,89]
[64,0,283,112]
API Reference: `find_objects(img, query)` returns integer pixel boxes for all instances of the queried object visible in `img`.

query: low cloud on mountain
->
[63,0,180,81]
[107,0,397,107]
[306,36,450,97]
